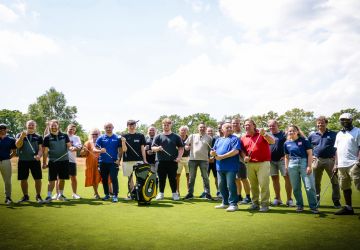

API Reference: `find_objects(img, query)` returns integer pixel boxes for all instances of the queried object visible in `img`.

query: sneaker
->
[18,195,30,203]
[334,206,355,215]
[112,196,118,203]
[36,195,44,204]
[248,204,260,210]
[286,199,295,207]
[109,192,114,198]
[240,197,252,205]
[199,192,206,198]
[296,206,304,212]
[5,197,12,205]
[102,195,111,201]
[172,192,180,201]
[155,192,164,200]
[216,191,221,198]
[205,193,213,200]
[72,193,81,199]
[215,203,229,209]
[226,205,239,212]
[333,200,342,209]
[94,194,101,199]
[124,196,132,201]
[52,193,59,200]
[44,196,52,203]
[259,206,270,212]
[58,194,68,201]
[272,198,283,206]
[183,193,194,200]
[311,208,320,214]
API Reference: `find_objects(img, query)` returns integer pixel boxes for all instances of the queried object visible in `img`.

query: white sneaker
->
[172,192,180,201]
[52,193,59,200]
[259,206,269,212]
[215,203,229,209]
[286,199,295,207]
[272,198,283,206]
[226,205,239,212]
[72,193,81,199]
[155,192,164,200]
[58,194,68,201]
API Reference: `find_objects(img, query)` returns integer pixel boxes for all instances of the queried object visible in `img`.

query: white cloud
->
[168,16,205,45]
[185,0,210,13]
[0,30,61,67]
[0,3,18,22]
[12,1,27,16]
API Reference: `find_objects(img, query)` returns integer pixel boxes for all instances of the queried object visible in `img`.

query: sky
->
[1,0,359,131]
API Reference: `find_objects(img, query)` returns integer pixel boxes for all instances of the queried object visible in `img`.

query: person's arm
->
[260,128,275,144]
[42,147,49,169]
[284,154,289,175]
[306,149,313,175]
[141,145,147,163]
[176,147,184,162]
[215,149,239,161]
[121,137,127,152]
[34,144,43,161]
[15,132,26,148]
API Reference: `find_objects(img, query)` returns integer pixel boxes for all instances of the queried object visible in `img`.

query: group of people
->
[0,113,359,216]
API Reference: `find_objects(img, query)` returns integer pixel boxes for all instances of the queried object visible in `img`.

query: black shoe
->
[18,195,30,203]
[205,193,213,200]
[333,200,341,209]
[199,192,206,198]
[334,206,354,215]
[44,196,52,203]
[5,197,12,205]
[183,193,194,200]
[36,195,44,204]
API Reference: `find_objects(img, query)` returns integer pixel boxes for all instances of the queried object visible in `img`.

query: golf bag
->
[131,163,157,205]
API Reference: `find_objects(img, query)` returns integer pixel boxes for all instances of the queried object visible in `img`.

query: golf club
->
[24,133,36,155]
[95,143,117,162]
[53,152,69,162]
[152,143,172,156]
[316,170,337,208]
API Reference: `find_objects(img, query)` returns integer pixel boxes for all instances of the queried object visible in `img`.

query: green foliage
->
[251,111,280,129]
[27,87,81,135]
[327,108,360,131]
[279,108,315,135]
[0,109,28,137]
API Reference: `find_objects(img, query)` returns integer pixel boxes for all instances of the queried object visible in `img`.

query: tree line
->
[1,87,359,140]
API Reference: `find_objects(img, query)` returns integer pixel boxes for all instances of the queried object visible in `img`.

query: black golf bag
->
[131,163,157,205]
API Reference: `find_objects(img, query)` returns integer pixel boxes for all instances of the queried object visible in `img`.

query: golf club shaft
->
[53,152,69,162]
[153,143,172,156]
[25,134,36,154]
[248,132,262,158]
[316,170,337,207]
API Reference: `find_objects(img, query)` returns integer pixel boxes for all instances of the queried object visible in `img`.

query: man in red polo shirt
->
[241,119,275,212]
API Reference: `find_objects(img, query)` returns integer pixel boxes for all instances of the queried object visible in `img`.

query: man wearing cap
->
[15,120,44,203]
[121,120,147,200]
[308,116,341,208]
[0,123,17,204]
[333,113,360,215]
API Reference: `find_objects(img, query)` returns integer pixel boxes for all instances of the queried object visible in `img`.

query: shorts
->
[18,160,42,180]
[338,163,360,191]
[177,157,189,174]
[68,162,77,176]
[236,161,247,179]
[48,160,69,181]
[270,160,286,176]
[122,161,138,177]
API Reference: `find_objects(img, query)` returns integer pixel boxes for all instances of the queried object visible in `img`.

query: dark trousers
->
[100,162,119,196]
[156,161,178,193]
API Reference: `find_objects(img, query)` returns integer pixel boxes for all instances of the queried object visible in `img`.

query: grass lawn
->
[1,158,359,250]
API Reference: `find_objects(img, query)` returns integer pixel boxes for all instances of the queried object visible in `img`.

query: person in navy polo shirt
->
[308,116,341,208]
[0,123,16,204]
[284,124,318,213]
[94,122,122,202]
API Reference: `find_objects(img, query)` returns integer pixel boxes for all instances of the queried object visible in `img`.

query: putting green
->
[0,158,359,250]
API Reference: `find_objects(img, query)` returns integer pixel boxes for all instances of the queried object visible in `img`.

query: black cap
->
[127,120,138,126]
[0,123,7,129]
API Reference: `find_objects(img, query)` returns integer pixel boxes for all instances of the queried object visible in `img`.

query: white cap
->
[339,113,352,120]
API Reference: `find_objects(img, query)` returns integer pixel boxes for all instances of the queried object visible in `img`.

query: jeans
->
[100,162,119,196]
[288,158,317,209]
[188,160,210,195]
[217,171,238,206]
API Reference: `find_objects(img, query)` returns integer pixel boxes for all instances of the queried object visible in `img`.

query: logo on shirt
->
[298,141,302,146]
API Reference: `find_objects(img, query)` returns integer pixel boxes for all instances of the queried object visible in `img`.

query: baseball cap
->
[339,113,352,120]
[0,123,7,129]
[127,120,138,126]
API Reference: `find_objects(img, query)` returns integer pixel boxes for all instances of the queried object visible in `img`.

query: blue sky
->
[1,0,359,131]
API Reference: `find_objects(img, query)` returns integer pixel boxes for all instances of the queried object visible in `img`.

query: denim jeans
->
[288,158,317,209]
[217,170,238,206]
[100,162,119,196]
[188,160,210,195]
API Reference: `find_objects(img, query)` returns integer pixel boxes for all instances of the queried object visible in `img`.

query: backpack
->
[132,163,157,205]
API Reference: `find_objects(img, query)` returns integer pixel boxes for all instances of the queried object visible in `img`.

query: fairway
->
[1,158,359,250]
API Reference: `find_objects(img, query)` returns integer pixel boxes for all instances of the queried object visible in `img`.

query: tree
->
[153,114,182,133]
[328,108,360,131]
[0,109,28,137]
[182,113,218,133]
[251,111,280,129]
[27,87,85,138]
[278,108,315,135]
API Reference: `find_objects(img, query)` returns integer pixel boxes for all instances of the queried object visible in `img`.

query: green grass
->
[1,158,359,250]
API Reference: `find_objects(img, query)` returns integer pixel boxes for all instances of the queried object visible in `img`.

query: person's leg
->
[199,161,210,194]
[58,179,65,193]
[157,161,167,193]
[70,175,77,194]
[299,159,317,209]
[18,161,29,197]
[288,160,303,208]
[270,161,281,201]
[176,160,183,194]
[247,163,259,206]
[31,161,42,197]
[100,163,110,195]
[258,162,270,208]
[218,171,229,205]
[284,175,293,201]
[323,158,341,204]
[187,160,197,195]
[312,157,324,200]
[109,163,119,196]
[168,161,178,193]
[239,162,251,200]
[184,159,190,192]
[226,171,238,206]
[235,178,242,199]
[349,162,360,191]
[0,160,12,198]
